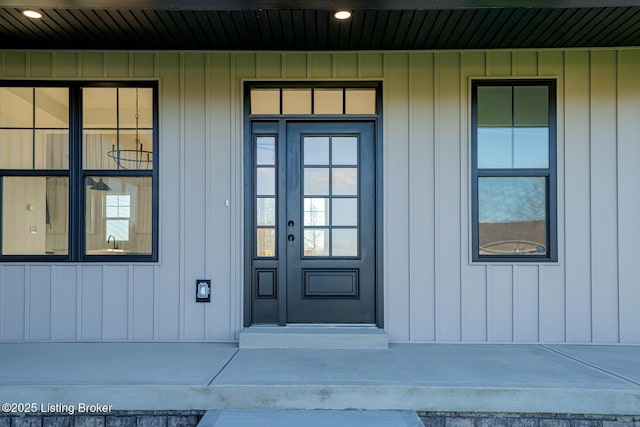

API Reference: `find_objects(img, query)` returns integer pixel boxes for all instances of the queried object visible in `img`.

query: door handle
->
[287,234,295,242]
[288,220,294,228]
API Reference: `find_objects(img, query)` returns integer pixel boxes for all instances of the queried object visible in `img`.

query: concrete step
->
[238,325,389,349]
[198,410,422,427]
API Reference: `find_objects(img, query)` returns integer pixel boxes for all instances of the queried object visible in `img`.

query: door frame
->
[242,81,384,327]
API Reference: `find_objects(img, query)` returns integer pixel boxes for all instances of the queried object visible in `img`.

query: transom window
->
[0,82,158,261]
[250,87,376,115]
[471,80,557,262]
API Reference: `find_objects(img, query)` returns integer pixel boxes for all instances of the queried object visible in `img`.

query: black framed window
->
[471,79,557,262]
[0,81,158,262]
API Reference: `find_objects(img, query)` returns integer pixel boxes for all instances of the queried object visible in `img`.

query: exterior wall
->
[0,49,638,343]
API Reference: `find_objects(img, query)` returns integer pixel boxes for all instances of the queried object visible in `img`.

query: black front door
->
[285,122,376,323]
[248,120,377,324]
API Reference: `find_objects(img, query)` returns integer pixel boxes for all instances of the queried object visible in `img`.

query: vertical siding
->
[384,53,410,341]
[617,50,640,343]
[435,52,462,341]
[0,48,638,344]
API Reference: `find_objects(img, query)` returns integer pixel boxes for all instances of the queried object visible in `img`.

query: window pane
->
[83,88,117,128]
[478,177,547,256]
[332,229,358,256]
[83,130,118,169]
[314,89,343,114]
[514,86,548,127]
[304,228,329,256]
[477,128,512,169]
[251,89,280,115]
[332,198,357,226]
[119,88,153,128]
[477,86,512,127]
[0,87,33,128]
[256,197,276,226]
[513,128,549,168]
[257,228,275,257]
[345,89,376,114]
[304,168,330,195]
[304,137,329,165]
[35,130,69,169]
[332,136,358,165]
[282,89,311,114]
[256,136,276,165]
[35,88,69,128]
[256,167,275,196]
[332,168,357,196]
[85,176,152,255]
[117,130,154,170]
[0,129,33,169]
[304,198,329,226]
[2,177,68,255]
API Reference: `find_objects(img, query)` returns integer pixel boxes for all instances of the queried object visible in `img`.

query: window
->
[0,82,158,261]
[471,80,556,262]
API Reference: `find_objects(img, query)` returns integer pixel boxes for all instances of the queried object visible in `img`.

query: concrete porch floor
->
[1,342,639,416]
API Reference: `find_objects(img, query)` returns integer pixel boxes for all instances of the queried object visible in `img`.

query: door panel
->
[286,122,376,323]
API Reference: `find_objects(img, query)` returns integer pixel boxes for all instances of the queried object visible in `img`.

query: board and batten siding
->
[0,49,638,344]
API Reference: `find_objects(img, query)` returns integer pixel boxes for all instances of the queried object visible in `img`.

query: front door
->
[248,120,377,324]
[286,121,376,323]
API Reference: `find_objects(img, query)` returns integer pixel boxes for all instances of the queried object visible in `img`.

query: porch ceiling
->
[0,1,639,50]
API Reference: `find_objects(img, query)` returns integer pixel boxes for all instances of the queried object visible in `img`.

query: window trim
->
[471,79,557,263]
[0,80,159,263]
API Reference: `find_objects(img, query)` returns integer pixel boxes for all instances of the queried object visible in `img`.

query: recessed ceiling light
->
[23,10,42,19]
[334,10,352,20]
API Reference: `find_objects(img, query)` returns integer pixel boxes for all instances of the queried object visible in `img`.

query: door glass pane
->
[345,89,376,115]
[304,198,329,226]
[256,197,276,226]
[304,168,329,195]
[332,136,358,165]
[0,87,33,127]
[478,177,547,256]
[477,128,512,169]
[332,228,358,256]
[0,129,33,169]
[2,177,69,255]
[304,228,329,256]
[513,128,549,168]
[35,88,69,128]
[257,228,276,257]
[332,168,357,195]
[332,198,357,226]
[304,137,329,165]
[85,176,153,255]
[313,89,343,114]
[256,167,275,195]
[256,136,276,165]
[83,88,117,128]
[282,89,311,114]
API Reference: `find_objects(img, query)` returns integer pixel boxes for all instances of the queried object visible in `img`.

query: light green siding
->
[0,49,638,344]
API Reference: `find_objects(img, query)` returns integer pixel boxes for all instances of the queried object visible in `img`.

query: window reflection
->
[478,177,546,255]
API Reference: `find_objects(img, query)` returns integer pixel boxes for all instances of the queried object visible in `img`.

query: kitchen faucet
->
[107,235,118,250]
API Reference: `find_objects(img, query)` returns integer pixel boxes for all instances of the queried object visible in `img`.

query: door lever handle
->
[287,234,295,242]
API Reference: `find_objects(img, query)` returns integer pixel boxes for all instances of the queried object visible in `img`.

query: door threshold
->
[239,325,388,349]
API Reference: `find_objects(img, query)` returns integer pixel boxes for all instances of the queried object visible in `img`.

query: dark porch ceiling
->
[1,1,639,50]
